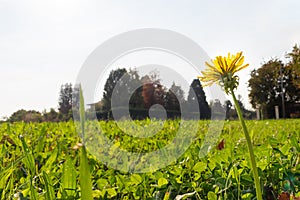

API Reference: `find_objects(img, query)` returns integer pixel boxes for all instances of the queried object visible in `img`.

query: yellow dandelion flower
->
[198,51,263,200]
[198,52,249,92]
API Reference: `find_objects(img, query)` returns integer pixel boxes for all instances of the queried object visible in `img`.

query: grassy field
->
[0,119,299,199]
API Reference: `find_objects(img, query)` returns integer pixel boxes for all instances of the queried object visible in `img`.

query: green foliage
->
[9,109,43,122]
[0,120,299,199]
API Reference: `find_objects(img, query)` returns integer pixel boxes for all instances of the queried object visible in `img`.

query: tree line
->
[7,43,299,122]
[5,68,255,122]
[79,68,212,120]
[94,68,210,119]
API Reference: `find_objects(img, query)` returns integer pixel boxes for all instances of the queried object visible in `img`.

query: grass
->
[0,119,299,199]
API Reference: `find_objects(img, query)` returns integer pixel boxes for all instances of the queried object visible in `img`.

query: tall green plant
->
[78,85,93,200]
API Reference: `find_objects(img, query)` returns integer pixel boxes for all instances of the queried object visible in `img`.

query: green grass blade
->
[19,135,36,175]
[42,171,55,200]
[62,156,77,197]
[80,146,93,200]
[19,135,38,200]
[0,168,13,200]
[78,86,93,200]
[30,181,38,200]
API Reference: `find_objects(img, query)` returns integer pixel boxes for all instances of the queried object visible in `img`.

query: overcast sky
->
[1,0,300,119]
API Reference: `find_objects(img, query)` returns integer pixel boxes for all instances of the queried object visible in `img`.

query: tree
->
[9,109,43,122]
[166,82,185,106]
[102,68,127,118]
[128,69,144,110]
[153,83,166,106]
[286,44,300,88]
[187,79,210,119]
[165,82,185,118]
[248,59,282,118]
[43,108,59,122]
[224,100,232,120]
[99,68,148,119]
[141,71,167,109]
[248,58,300,118]
[58,83,73,120]
[141,75,156,109]
[283,65,300,103]
[210,99,224,119]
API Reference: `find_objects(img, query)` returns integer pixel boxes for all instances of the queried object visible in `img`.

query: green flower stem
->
[230,88,262,200]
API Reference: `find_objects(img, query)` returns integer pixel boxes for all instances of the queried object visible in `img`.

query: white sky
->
[1,0,300,118]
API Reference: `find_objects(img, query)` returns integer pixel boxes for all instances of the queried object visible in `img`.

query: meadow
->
[0,119,299,199]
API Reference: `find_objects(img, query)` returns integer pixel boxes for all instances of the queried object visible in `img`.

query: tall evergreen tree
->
[187,79,210,119]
